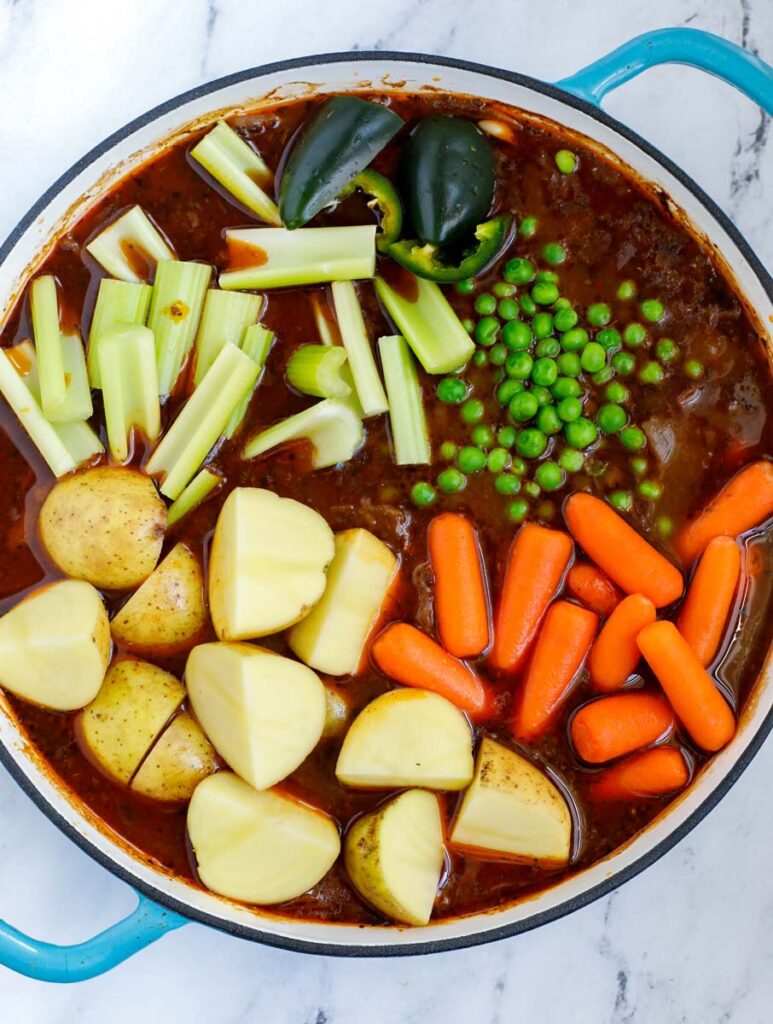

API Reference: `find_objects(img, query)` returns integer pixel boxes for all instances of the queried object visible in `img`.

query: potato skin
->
[39,467,166,590]
[131,712,219,803]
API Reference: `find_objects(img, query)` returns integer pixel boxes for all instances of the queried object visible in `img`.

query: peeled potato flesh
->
[131,711,218,802]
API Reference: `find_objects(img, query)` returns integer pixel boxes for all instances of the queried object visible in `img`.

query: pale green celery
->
[286,345,351,400]
[147,260,212,398]
[310,292,341,346]
[378,335,431,465]
[243,399,363,469]
[167,468,222,526]
[98,325,161,463]
[193,288,263,386]
[331,280,388,417]
[30,275,66,419]
[86,206,175,283]
[223,324,274,439]
[374,272,475,374]
[146,342,259,499]
[190,122,281,226]
[220,225,376,290]
[87,279,152,387]
[55,333,93,423]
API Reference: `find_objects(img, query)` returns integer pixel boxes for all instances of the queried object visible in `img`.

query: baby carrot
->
[675,460,773,565]
[428,513,490,658]
[678,536,742,667]
[589,747,690,801]
[565,562,622,618]
[371,622,494,720]
[570,692,674,763]
[490,524,573,674]
[589,593,656,692]
[564,493,683,608]
[637,620,736,751]
[511,600,598,742]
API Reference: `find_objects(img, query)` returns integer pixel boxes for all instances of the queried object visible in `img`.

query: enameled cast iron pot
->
[0,28,771,982]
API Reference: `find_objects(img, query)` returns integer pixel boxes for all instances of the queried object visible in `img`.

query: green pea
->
[455,278,475,295]
[411,482,436,506]
[535,461,565,491]
[561,327,589,351]
[507,498,530,522]
[640,299,665,323]
[519,216,538,238]
[496,378,523,406]
[656,515,674,538]
[555,149,578,173]
[506,351,534,380]
[557,396,583,422]
[551,376,582,400]
[457,446,487,473]
[684,358,705,379]
[489,343,508,367]
[537,404,562,435]
[532,357,559,387]
[524,480,542,498]
[509,391,539,422]
[580,342,607,373]
[492,281,516,298]
[532,281,560,306]
[497,426,517,449]
[535,337,561,358]
[605,381,629,404]
[612,351,636,376]
[630,456,648,476]
[596,327,622,352]
[638,479,663,500]
[496,473,521,495]
[530,385,552,407]
[510,457,527,476]
[516,428,548,459]
[542,242,566,266]
[553,297,571,310]
[616,280,636,301]
[437,468,466,494]
[502,320,533,351]
[473,349,488,367]
[608,490,633,512]
[557,352,582,377]
[540,497,558,519]
[553,307,578,332]
[597,403,628,434]
[639,361,664,385]
[558,448,584,473]
[475,316,500,346]
[474,292,497,316]
[460,398,486,424]
[471,424,494,449]
[656,338,679,364]
[487,447,511,473]
[439,441,458,461]
[532,311,555,339]
[623,323,647,348]
[437,377,468,404]
[620,426,646,451]
[519,294,537,316]
[587,303,612,327]
[563,417,598,449]
[498,297,519,321]
[536,269,559,285]
[462,317,475,333]
[592,365,615,385]
[504,258,535,285]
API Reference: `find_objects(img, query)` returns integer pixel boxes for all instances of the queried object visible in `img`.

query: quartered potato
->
[76,659,185,784]
[186,642,326,790]
[289,527,398,675]
[345,789,444,926]
[0,581,110,711]
[322,685,352,739]
[110,543,207,654]
[450,738,572,865]
[208,487,335,640]
[336,688,474,790]
[187,772,340,904]
[131,712,218,803]
[39,467,166,590]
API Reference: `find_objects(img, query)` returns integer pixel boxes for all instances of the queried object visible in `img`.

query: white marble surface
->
[0,0,771,1020]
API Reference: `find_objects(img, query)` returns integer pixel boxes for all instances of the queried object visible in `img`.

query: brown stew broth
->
[0,91,771,925]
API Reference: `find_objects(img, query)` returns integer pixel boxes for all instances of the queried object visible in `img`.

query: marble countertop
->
[0,0,771,1020]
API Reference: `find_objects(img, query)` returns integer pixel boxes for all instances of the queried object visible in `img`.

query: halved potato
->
[186,642,326,790]
[39,467,166,590]
[110,543,207,653]
[345,789,444,926]
[336,688,473,790]
[289,528,398,675]
[322,685,352,739]
[76,659,184,783]
[131,712,218,802]
[450,738,572,864]
[187,772,340,904]
[0,581,110,711]
[208,487,334,641]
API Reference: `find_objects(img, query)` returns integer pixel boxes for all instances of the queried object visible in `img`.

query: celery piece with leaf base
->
[86,205,175,283]
[190,121,281,226]
[243,399,363,469]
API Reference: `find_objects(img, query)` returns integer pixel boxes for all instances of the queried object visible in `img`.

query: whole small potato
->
[39,467,166,590]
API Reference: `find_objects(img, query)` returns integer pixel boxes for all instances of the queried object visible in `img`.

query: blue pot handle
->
[558,27,773,113]
[0,891,188,982]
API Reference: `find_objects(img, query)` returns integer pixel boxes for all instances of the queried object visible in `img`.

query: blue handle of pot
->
[557,27,773,113]
[0,891,188,983]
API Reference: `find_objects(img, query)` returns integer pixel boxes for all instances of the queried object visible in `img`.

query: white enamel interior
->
[0,57,771,953]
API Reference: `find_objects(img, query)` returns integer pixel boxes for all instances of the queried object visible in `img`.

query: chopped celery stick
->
[190,121,281,226]
[86,206,175,283]
[87,279,152,387]
[146,342,259,499]
[98,325,161,462]
[194,288,263,386]
[167,468,222,526]
[243,398,363,469]
[331,281,388,417]
[147,260,212,398]
[374,271,475,374]
[29,275,66,420]
[310,292,342,347]
[378,335,431,465]
[223,324,273,439]
[286,345,351,400]
[220,225,376,290]
[55,333,93,423]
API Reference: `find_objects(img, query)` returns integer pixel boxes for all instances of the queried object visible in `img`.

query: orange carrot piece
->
[570,692,674,763]
[589,747,689,801]
[566,562,622,618]
[511,600,598,742]
[564,493,683,608]
[490,524,573,673]
[589,593,657,692]
[428,513,490,658]
[678,536,742,667]
[675,460,773,565]
[637,620,736,751]
[371,622,494,720]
